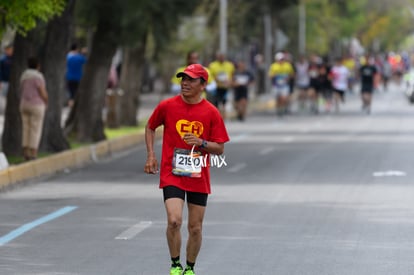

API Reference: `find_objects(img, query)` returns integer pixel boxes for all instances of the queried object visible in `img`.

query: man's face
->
[188,53,199,65]
[180,75,206,97]
[5,47,13,56]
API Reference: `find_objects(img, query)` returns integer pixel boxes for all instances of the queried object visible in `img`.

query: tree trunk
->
[1,31,39,157]
[118,39,146,126]
[40,0,75,152]
[64,2,120,142]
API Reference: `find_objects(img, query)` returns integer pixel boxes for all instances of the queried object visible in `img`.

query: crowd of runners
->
[268,51,411,116]
[170,50,412,121]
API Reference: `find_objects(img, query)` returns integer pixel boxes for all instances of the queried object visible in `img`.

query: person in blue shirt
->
[0,44,13,96]
[65,43,86,107]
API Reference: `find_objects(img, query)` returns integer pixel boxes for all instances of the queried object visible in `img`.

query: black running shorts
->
[163,185,208,207]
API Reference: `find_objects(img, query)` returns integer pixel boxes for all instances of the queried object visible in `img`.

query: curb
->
[0,129,163,191]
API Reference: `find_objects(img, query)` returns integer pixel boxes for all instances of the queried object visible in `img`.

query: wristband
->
[200,139,208,148]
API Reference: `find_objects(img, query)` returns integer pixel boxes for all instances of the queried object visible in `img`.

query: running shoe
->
[170,266,183,275]
[183,267,195,275]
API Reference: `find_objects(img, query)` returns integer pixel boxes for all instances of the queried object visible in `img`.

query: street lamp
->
[298,0,306,55]
[219,0,227,55]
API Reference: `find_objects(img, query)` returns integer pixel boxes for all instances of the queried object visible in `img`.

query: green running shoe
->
[182,267,195,275]
[170,266,183,275]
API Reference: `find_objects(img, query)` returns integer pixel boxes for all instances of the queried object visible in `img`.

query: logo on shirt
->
[175,119,227,169]
[176,119,204,137]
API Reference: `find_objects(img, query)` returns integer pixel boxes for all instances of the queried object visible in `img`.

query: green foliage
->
[296,0,414,55]
[104,125,144,139]
[7,152,51,165]
[74,0,200,58]
[0,0,65,35]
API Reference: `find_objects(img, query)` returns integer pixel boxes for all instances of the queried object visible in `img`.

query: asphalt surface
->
[1,82,414,275]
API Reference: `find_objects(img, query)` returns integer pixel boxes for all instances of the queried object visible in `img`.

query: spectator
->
[19,57,48,161]
[0,44,13,96]
[65,43,86,107]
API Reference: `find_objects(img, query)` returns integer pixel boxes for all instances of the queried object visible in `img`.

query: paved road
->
[1,83,414,274]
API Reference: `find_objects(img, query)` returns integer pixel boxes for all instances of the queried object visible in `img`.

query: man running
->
[329,57,349,113]
[145,64,229,275]
[359,55,378,114]
[268,52,295,116]
[208,52,235,119]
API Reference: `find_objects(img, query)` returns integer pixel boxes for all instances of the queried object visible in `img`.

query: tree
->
[40,0,76,152]
[117,0,199,126]
[0,0,65,36]
[64,0,122,142]
[1,30,40,156]
[118,44,146,126]
[296,0,414,56]
[1,0,66,156]
[65,0,200,139]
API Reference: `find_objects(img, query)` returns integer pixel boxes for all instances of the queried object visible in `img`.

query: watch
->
[200,140,208,148]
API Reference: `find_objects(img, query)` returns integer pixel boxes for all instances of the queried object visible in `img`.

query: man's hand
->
[183,133,202,147]
[144,156,159,174]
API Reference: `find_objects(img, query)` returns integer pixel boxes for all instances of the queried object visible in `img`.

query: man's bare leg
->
[165,198,185,258]
[186,202,206,264]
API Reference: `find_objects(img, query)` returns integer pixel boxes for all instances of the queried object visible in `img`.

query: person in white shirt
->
[295,55,313,113]
[329,57,349,113]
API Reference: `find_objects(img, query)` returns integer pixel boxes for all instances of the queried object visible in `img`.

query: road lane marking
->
[283,136,294,143]
[0,206,78,246]
[230,133,249,142]
[372,170,407,177]
[115,221,153,240]
[259,147,276,155]
[227,163,247,173]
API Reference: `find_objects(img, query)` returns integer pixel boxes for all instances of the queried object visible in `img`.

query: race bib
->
[309,69,319,78]
[217,72,229,82]
[273,75,288,88]
[172,148,203,178]
[235,75,249,85]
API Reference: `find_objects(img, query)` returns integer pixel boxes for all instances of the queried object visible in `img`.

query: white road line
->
[372,170,407,177]
[230,133,249,142]
[283,136,294,143]
[259,147,276,155]
[227,163,247,173]
[115,221,153,240]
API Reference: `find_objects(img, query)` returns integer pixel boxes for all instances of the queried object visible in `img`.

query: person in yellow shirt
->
[268,52,295,116]
[208,52,235,119]
[171,51,216,104]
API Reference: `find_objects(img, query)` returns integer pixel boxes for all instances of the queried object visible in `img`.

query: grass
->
[7,152,51,165]
[7,124,145,165]
[104,124,144,139]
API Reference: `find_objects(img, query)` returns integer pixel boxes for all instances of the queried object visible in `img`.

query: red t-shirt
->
[147,95,230,194]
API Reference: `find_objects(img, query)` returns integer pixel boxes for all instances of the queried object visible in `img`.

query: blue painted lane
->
[0,206,78,246]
